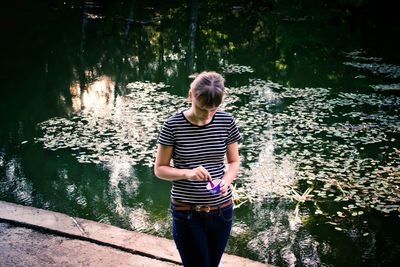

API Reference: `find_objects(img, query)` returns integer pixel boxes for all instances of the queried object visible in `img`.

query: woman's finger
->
[198,166,210,180]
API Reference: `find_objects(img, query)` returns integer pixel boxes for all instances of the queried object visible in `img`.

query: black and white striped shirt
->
[158,111,241,205]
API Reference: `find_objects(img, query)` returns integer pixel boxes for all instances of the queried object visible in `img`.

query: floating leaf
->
[337,211,345,218]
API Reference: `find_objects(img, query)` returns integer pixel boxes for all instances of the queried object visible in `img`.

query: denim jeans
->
[171,204,233,267]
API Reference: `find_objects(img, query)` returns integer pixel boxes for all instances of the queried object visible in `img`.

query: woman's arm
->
[154,144,211,181]
[220,142,240,196]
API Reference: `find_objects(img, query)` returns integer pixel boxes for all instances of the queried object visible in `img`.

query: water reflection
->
[107,155,136,216]
[1,156,33,205]
[37,81,186,166]
[68,75,116,114]
[344,50,400,79]
[60,168,88,209]
[247,201,321,267]
[241,129,297,199]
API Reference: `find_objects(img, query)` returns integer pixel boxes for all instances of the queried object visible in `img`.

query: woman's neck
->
[184,108,213,126]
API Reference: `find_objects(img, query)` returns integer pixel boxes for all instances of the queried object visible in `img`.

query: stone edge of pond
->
[0,200,271,267]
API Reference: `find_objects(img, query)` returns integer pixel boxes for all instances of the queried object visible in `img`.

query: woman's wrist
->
[180,169,190,180]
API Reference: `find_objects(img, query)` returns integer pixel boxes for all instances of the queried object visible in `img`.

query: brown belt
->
[171,198,233,213]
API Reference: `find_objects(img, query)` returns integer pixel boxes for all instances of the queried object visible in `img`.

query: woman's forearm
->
[222,160,240,185]
[154,165,188,181]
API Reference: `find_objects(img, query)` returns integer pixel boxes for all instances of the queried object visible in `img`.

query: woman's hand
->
[185,166,211,181]
[219,179,230,196]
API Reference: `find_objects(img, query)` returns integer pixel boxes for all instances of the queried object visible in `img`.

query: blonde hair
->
[190,71,225,107]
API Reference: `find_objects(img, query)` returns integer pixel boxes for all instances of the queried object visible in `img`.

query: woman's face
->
[192,97,218,121]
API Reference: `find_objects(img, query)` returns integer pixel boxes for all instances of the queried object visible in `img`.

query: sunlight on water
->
[59,168,88,209]
[127,207,171,236]
[0,151,3,167]
[67,76,116,114]
[108,156,133,188]
[241,130,297,199]
[36,80,187,168]
[344,50,400,78]
[247,201,321,267]
[107,156,140,197]
[231,222,249,237]
[1,157,33,205]
[371,83,400,91]
[128,208,151,231]
[107,155,139,216]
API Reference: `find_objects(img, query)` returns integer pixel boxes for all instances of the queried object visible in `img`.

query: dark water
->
[1,1,400,266]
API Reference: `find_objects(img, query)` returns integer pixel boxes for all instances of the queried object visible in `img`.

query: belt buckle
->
[195,205,211,213]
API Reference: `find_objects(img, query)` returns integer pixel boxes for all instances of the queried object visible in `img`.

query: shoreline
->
[0,200,270,266]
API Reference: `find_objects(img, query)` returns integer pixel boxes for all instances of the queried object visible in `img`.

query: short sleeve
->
[158,120,175,146]
[227,117,241,144]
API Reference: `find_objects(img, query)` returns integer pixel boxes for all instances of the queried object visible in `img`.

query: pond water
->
[1,1,399,266]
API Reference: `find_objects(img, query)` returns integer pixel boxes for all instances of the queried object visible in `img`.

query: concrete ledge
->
[0,201,269,267]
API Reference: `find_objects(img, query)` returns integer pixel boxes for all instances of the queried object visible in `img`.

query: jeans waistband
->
[171,198,233,213]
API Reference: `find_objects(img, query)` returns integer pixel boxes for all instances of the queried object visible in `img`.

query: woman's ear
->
[188,89,193,101]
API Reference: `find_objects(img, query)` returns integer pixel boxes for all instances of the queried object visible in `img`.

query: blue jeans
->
[171,204,233,267]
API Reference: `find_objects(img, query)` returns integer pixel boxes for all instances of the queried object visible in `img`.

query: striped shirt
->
[158,111,241,205]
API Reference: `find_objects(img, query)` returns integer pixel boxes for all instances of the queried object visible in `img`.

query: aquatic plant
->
[344,49,400,79]
[226,75,399,229]
[35,81,187,167]
[35,63,400,233]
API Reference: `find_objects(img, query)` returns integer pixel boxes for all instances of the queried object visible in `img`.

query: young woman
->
[154,71,241,267]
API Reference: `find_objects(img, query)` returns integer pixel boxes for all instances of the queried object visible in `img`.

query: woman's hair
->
[190,71,225,107]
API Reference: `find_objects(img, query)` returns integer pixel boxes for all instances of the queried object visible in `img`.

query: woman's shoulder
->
[164,112,184,124]
[215,111,235,121]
